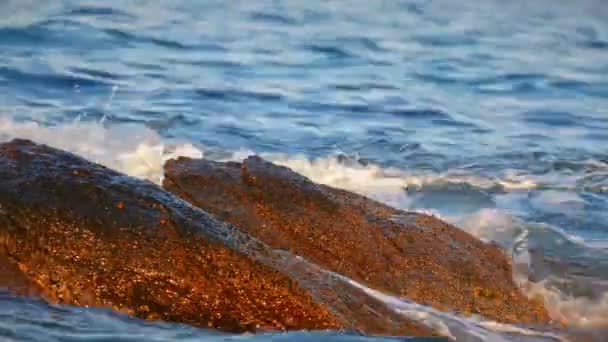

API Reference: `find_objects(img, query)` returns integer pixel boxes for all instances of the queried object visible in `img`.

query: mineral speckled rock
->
[0,139,336,333]
[163,155,550,326]
[0,139,435,337]
[0,253,41,297]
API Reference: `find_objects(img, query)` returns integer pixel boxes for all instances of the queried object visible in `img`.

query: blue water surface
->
[0,0,607,341]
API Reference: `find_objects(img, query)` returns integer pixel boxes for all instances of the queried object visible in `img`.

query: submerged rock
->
[164,155,550,326]
[0,139,434,337]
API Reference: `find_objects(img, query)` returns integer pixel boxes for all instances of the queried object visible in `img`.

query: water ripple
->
[103,28,198,50]
[388,108,452,120]
[195,88,284,103]
[0,66,111,89]
[66,6,135,19]
[249,11,298,26]
[304,44,354,59]
[68,67,128,81]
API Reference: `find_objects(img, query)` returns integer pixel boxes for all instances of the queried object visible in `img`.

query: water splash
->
[100,85,119,124]
[0,118,202,184]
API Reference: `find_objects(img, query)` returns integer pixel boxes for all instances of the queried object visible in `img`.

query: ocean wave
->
[0,118,201,184]
[0,292,415,342]
[0,66,112,90]
[1,117,602,219]
[518,277,608,332]
[341,275,565,342]
[265,153,540,199]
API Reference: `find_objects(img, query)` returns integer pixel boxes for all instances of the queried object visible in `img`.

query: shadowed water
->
[0,292,447,342]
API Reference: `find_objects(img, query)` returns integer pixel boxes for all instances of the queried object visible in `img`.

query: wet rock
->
[0,139,435,337]
[0,139,333,333]
[0,253,41,297]
[164,155,551,326]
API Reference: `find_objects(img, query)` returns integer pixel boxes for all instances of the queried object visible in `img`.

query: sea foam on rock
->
[163,155,551,326]
[0,139,435,336]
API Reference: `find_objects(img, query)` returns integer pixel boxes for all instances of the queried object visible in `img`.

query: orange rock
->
[0,253,42,297]
[164,155,550,326]
[0,140,337,333]
[0,139,435,337]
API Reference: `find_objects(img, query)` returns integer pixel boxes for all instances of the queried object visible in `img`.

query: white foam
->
[0,118,203,184]
[266,154,541,197]
[457,211,608,333]
[340,275,565,342]
[518,277,608,331]
[458,208,521,243]
[0,116,541,196]
[265,154,414,209]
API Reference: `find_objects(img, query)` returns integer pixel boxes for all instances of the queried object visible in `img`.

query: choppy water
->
[0,0,607,341]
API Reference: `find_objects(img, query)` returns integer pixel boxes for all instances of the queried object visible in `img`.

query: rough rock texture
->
[164,155,550,325]
[0,139,434,337]
[0,253,41,297]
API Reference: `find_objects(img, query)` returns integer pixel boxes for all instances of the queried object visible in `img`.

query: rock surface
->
[0,139,435,337]
[0,253,41,297]
[164,155,550,325]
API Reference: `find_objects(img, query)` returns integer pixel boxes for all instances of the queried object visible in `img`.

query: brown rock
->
[0,139,336,333]
[163,155,551,326]
[0,139,435,337]
[0,253,42,297]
